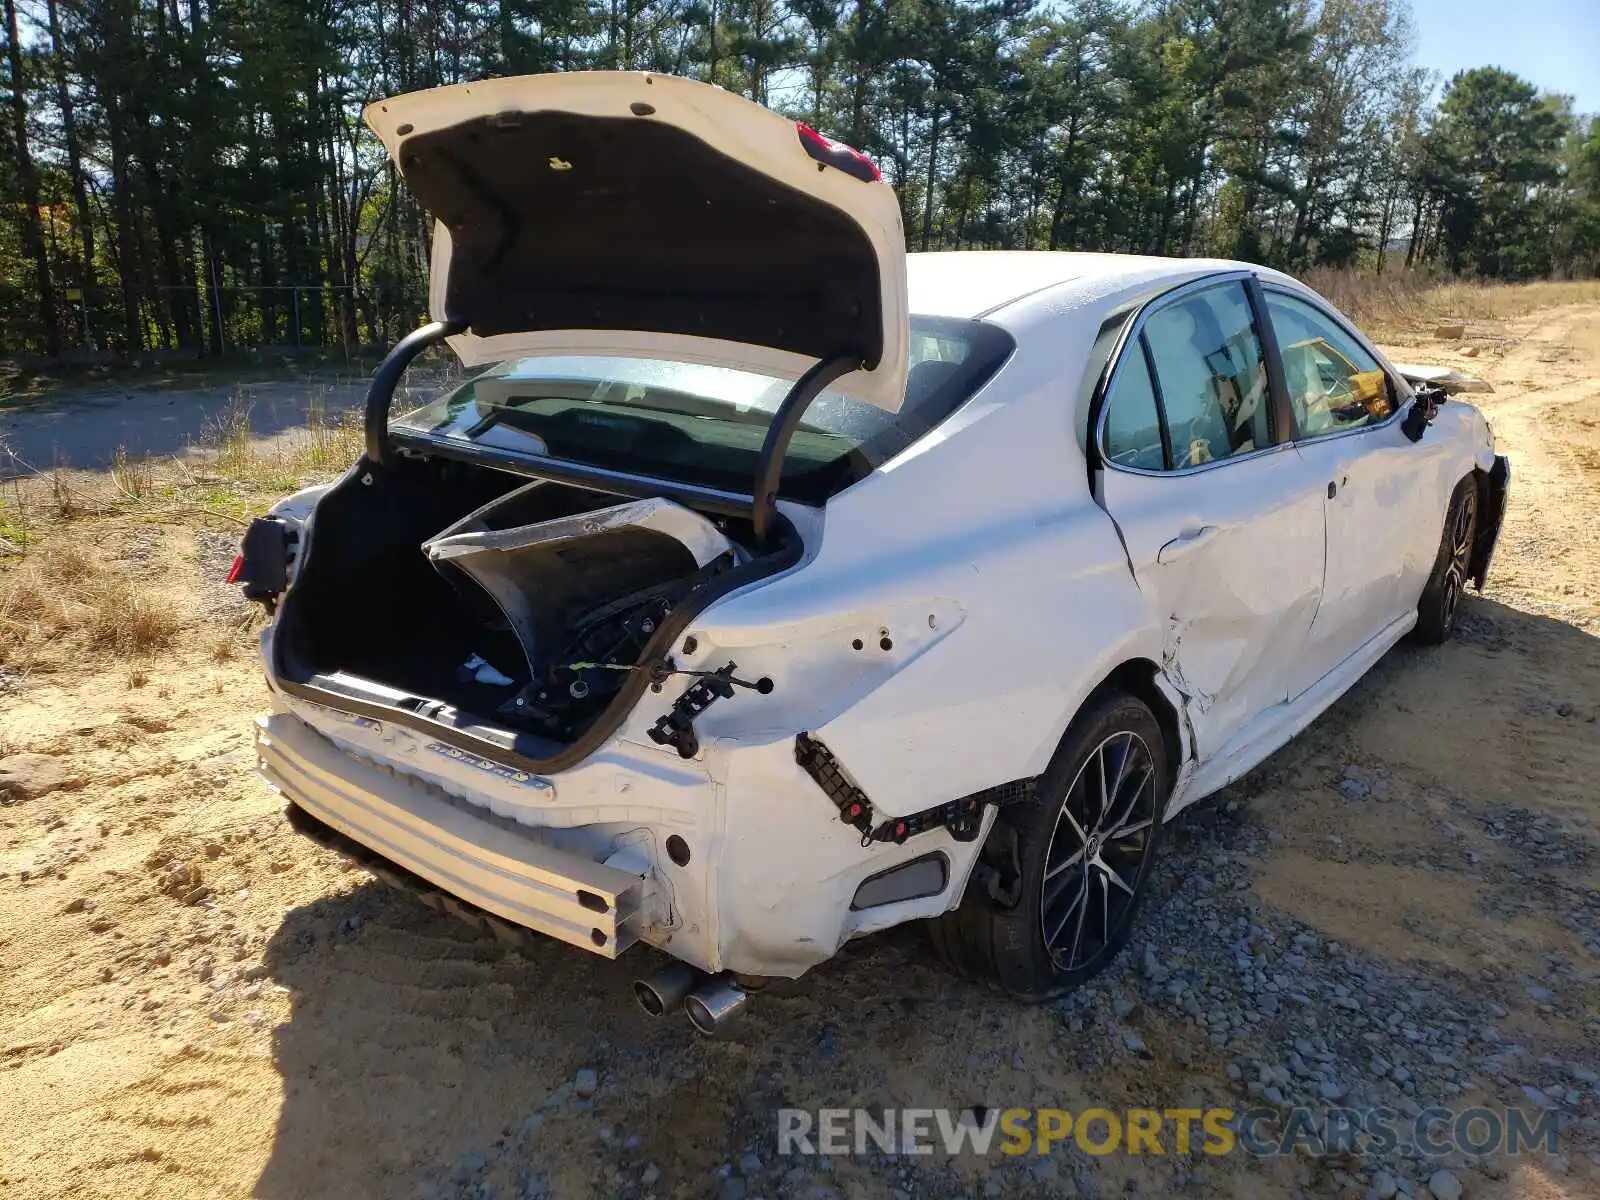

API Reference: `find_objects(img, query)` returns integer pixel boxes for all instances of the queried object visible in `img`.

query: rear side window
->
[1102,343,1166,471]
[1098,280,1278,473]
[1142,282,1273,468]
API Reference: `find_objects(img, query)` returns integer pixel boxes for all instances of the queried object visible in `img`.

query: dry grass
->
[0,479,30,552]
[209,631,238,663]
[111,445,155,499]
[202,389,362,494]
[0,392,364,676]
[0,540,187,670]
[1302,268,1600,336]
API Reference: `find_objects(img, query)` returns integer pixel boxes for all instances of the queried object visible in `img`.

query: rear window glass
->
[392,316,1014,504]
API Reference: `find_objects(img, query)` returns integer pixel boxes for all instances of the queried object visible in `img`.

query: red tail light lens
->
[795,123,881,183]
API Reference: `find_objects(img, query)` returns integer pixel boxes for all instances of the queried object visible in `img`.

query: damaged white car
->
[234,72,1509,1032]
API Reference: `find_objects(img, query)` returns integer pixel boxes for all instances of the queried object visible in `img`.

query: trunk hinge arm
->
[364,318,469,464]
[751,352,864,545]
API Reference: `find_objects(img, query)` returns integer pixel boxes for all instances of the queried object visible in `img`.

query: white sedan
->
[234,73,1508,1032]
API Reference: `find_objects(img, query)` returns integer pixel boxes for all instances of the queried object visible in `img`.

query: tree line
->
[2,0,1598,359]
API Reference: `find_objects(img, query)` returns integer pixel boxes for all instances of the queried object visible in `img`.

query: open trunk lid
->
[363,72,910,412]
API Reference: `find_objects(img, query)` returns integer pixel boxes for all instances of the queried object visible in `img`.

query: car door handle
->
[1157,525,1219,565]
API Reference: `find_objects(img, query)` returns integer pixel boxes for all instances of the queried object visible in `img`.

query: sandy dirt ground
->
[1,306,1597,1200]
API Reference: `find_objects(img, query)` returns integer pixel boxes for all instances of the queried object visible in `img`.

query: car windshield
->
[391,315,1013,504]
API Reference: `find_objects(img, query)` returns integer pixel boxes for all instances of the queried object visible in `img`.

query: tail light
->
[795,123,880,183]
[231,517,297,604]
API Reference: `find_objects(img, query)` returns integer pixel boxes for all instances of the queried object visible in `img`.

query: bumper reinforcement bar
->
[257,714,645,957]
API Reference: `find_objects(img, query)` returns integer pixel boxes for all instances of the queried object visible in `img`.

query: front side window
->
[1141,282,1274,468]
[1265,291,1395,438]
[392,316,1013,504]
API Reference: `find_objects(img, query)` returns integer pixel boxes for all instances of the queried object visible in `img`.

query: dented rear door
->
[1094,277,1325,761]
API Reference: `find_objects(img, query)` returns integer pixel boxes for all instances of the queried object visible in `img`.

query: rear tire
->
[930,691,1168,1001]
[1413,476,1478,645]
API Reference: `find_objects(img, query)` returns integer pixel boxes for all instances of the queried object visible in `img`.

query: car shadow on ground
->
[250,877,1006,1199]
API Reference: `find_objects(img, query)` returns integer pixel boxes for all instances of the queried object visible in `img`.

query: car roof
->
[907,250,1274,323]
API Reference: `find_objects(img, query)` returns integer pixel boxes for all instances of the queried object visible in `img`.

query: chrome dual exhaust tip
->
[633,965,752,1035]
[632,963,701,1017]
[684,976,748,1036]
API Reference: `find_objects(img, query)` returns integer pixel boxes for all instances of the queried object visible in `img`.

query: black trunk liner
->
[334,617,530,721]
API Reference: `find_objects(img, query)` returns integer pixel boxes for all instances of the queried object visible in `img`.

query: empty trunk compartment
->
[270,455,792,764]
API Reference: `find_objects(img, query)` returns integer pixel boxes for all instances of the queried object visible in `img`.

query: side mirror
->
[1401,384,1447,443]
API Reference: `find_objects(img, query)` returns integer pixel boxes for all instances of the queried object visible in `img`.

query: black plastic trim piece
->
[869,777,1035,845]
[647,663,741,758]
[1139,332,1174,471]
[795,732,1036,850]
[1401,383,1446,443]
[389,429,762,519]
[794,733,876,837]
[1244,273,1294,447]
[1470,454,1511,590]
[365,319,467,463]
[869,795,985,844]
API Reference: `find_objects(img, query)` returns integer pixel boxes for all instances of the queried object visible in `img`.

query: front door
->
[1095,278,1325,760]
[1261,288,1441,698]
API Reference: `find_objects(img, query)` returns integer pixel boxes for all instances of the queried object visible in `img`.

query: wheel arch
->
[934,657,1182,994]
[1090,658,1186,801]
[951,654,1187,912]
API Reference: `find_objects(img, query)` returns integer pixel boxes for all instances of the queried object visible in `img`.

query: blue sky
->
[1410,0,1600,114]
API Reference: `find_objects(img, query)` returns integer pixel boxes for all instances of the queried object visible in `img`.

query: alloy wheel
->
[1440,489,1478,631]
[1039,731,1158,972]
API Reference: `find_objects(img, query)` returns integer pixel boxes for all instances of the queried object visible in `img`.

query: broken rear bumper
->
[257,714,646,957]
[1471,455,1510,590]
[255,705,986,977]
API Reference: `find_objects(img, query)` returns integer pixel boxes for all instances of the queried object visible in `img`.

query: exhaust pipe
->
[684,975,748,1036]
[633,963,702,1017]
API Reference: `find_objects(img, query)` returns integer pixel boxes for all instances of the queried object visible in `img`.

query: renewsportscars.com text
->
[776,1105,1560,1159]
